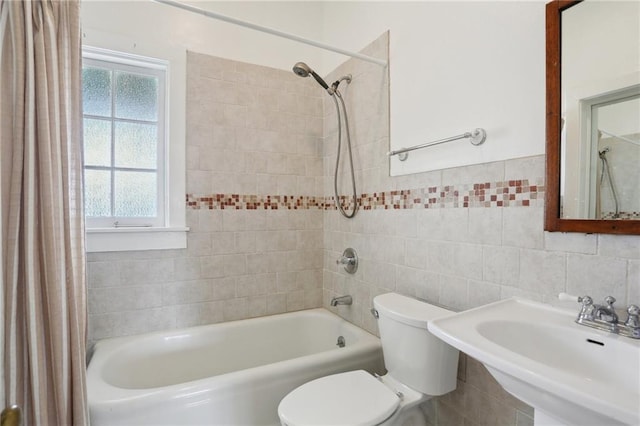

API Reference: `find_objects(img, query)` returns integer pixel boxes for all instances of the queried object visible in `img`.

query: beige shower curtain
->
[0,1,89,424]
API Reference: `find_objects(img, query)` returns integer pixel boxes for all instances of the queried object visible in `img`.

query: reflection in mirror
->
[595,96,640,219]
[559,1,640,221]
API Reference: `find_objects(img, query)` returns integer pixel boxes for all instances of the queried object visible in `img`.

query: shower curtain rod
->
[599,129,640,147]
[152,0,388,67]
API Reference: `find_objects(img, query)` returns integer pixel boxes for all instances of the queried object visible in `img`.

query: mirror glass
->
[560,1,640,220]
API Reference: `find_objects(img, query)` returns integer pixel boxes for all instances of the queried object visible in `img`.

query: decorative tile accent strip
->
[186,194,328,210]
[602,211,640,220]
[186,179,545,210]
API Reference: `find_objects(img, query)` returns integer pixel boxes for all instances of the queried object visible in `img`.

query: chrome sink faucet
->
[593,296,618,325]
[575,295,640,339]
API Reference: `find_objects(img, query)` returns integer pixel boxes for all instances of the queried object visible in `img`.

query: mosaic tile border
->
[186,194,329,210]
[602,212,640,220]
[186,179,545,210]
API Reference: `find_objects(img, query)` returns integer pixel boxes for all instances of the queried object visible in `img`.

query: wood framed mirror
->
[545,0,640,235]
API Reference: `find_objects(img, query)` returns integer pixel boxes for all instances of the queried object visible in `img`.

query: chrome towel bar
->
[388,128,487,161]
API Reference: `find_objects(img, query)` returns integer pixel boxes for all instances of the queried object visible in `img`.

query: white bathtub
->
[87,308,384,426]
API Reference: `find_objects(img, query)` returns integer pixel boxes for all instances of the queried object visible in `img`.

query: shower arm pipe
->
[599,129,640,147]
[152,0,388,68]
[388,128,487,161]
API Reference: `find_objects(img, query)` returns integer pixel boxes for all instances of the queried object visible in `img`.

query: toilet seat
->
[278,370,400,426]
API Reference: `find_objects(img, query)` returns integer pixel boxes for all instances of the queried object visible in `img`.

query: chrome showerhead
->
[292,61,330,92]
[292,62,311,78]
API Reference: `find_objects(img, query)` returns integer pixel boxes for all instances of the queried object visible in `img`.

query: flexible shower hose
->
[331,90,358,218]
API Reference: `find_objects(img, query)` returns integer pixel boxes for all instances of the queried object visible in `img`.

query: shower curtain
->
[0,1,89,424]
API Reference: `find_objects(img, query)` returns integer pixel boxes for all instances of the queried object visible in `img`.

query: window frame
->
[82,53,167,228]
[81,44,188,252]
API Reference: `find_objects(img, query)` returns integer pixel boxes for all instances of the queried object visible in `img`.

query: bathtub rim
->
[87,308,381,407]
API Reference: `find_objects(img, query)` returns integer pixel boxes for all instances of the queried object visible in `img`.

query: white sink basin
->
[428,298,640,426]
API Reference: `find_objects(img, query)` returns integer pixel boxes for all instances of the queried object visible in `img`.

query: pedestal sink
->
[428,298,640,426]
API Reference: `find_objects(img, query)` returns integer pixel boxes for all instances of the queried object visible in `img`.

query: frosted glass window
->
[82,67,111,117]
[115,72,158,121]
[114,171,157,217]
[114,122,157,169]
[83,118,111,167]
[84,170,111,217]
[82,50,166,227]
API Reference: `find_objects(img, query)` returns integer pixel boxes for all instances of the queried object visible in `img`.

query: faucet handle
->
[336,248,358,274]
[625,305,640,328]
[578,295,593,305]
[576,296,594,321]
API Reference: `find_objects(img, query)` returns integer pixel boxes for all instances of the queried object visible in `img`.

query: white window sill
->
[85,227,189,253]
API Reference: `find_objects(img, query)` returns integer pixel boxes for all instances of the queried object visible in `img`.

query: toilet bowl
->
[278,293,459,426]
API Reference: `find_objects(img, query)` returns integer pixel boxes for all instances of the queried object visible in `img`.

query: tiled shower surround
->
[88,33,640,426]
[88,50,327,338]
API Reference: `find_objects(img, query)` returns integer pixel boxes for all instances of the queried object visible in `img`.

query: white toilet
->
[278,292,460,426]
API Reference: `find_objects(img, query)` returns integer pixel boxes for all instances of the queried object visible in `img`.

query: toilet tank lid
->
[374,293,455,328]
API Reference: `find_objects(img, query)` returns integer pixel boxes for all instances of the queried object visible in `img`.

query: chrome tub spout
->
[330,295,353,307]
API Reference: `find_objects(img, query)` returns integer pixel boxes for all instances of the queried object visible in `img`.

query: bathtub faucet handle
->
[336,252,356,266]
[336,248,358,274]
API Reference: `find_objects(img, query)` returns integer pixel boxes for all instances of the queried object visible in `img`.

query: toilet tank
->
[373,293,459,396]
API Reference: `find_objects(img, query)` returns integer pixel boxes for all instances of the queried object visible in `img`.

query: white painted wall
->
[319,1,546,175]
[81,1,325,71]
[599,98,640,137]
[562,1,639,98]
